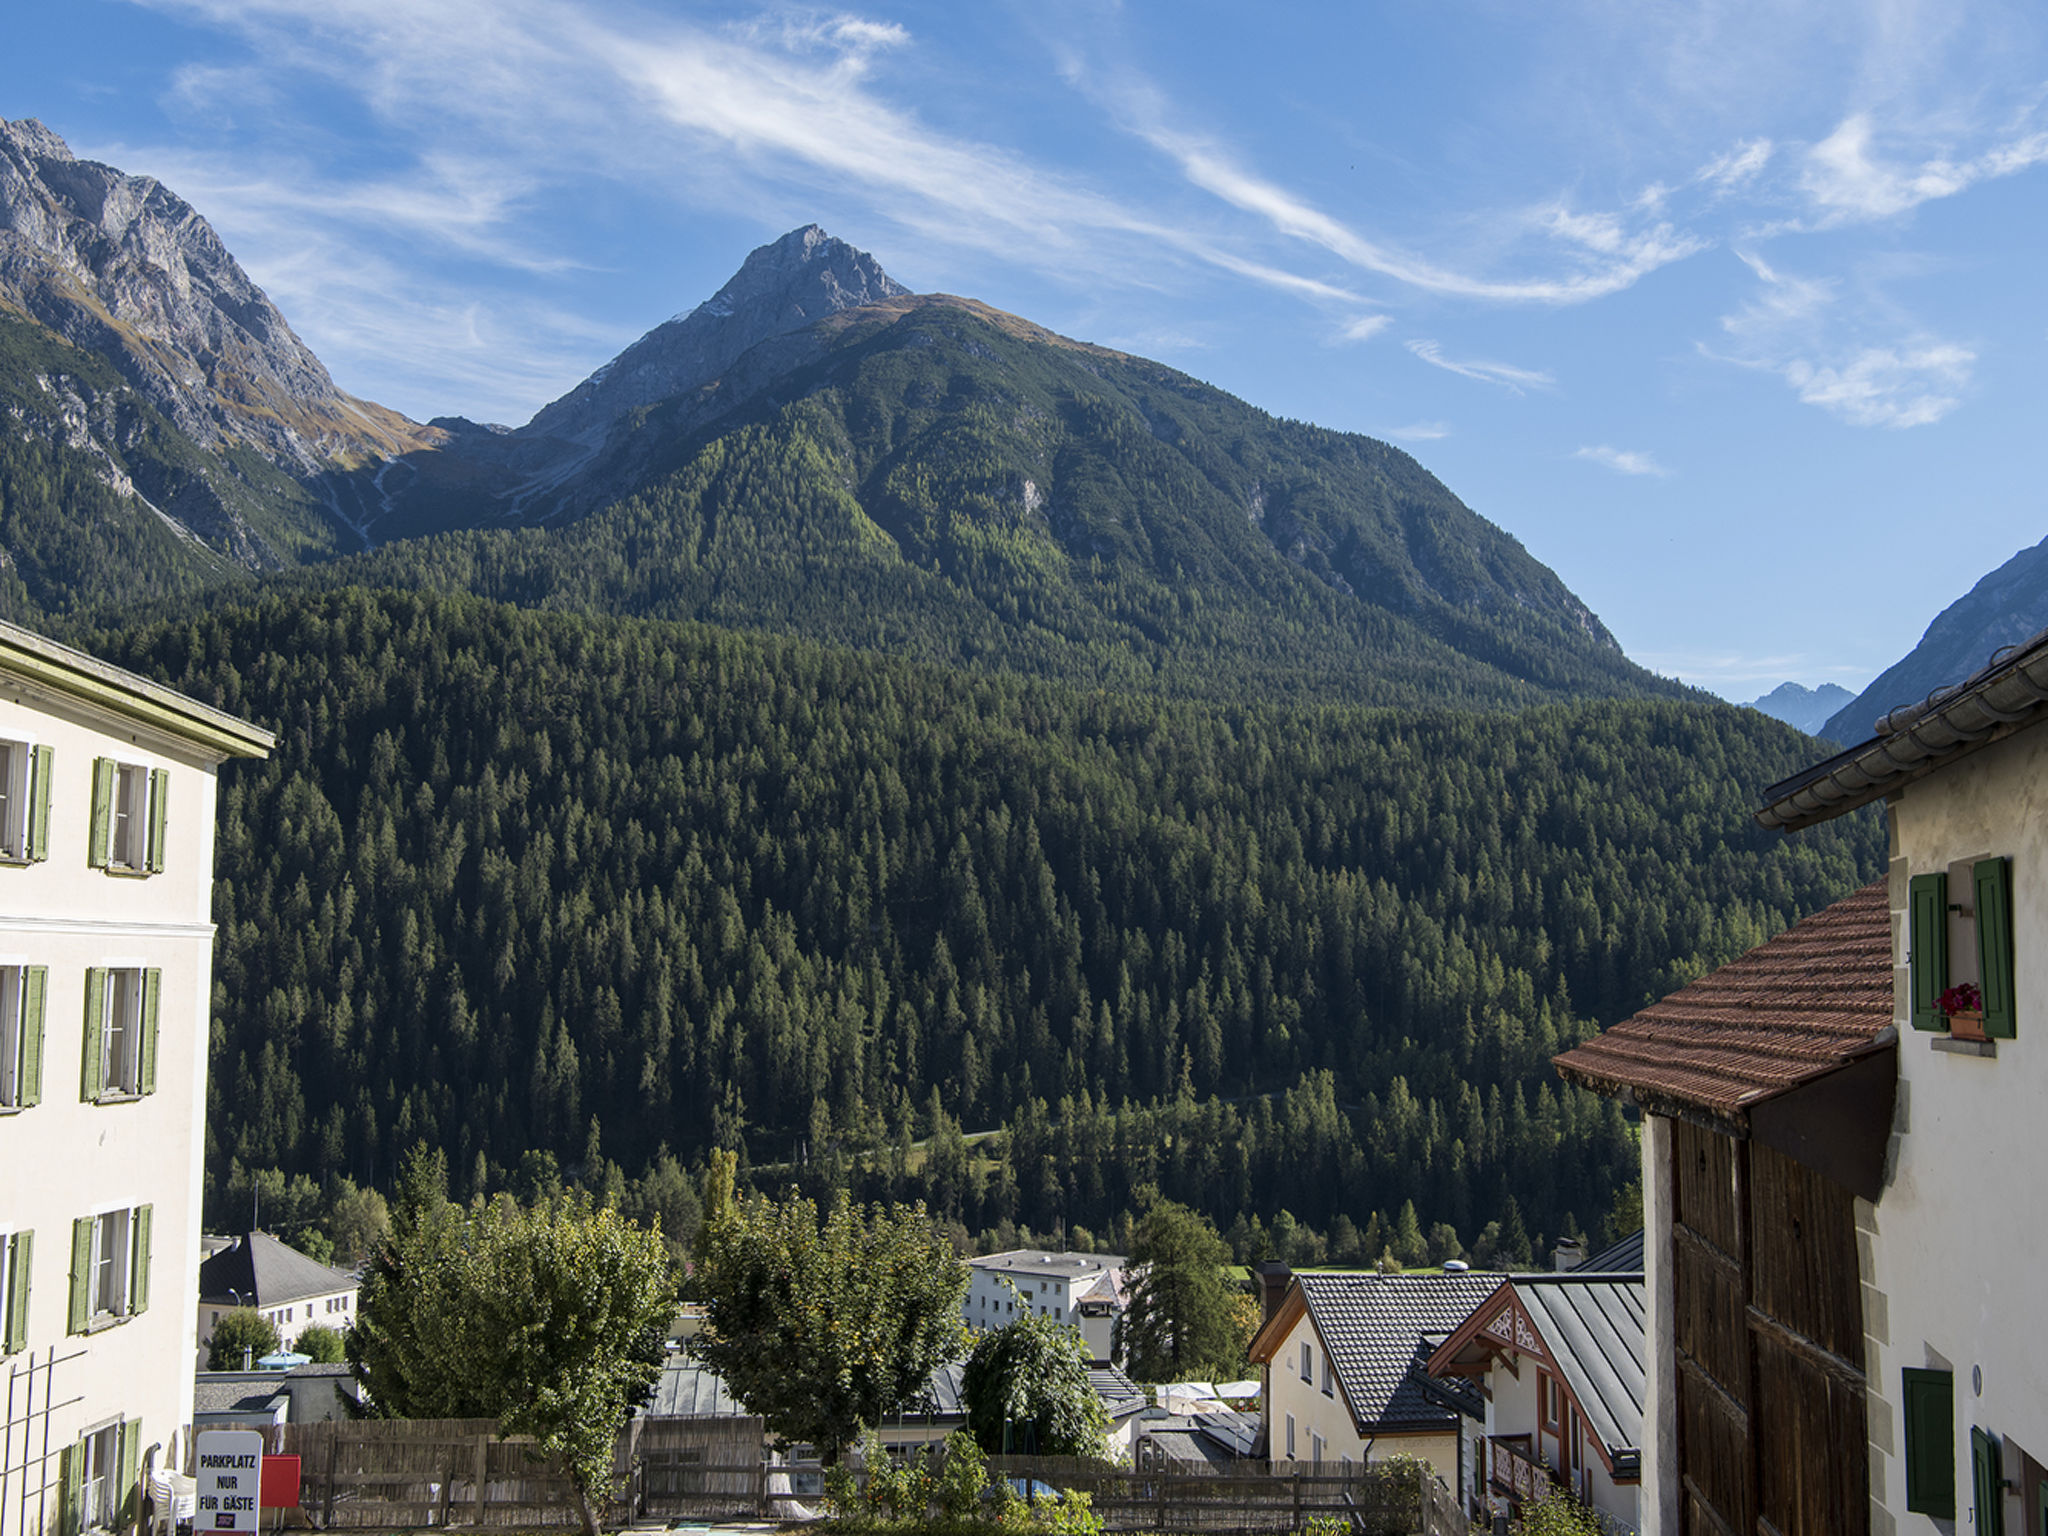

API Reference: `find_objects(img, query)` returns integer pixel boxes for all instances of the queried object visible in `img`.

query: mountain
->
[1741,681,1855,736]
[323,236,1669,707]
[0,116,436,584]
[1823,535,2048,741]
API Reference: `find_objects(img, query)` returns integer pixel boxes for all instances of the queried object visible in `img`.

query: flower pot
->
[1947,1009,1987,1041]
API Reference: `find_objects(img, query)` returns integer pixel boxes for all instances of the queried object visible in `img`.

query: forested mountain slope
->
[90,588,1883,1257]
[320,289,1675,708]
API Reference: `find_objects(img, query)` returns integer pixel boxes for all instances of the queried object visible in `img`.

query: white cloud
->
[1337,314,1392,343]
[1784,343,1974,428]
[1574,445,1670,477]
[1711,248,1973,429]
[1801,111,2048,224]
[1697,138,1773,191]
[1381,422,1450,441]
[1406,340,1554,394]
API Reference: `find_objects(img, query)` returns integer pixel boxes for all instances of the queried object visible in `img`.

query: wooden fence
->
[258,1421,1463,1535]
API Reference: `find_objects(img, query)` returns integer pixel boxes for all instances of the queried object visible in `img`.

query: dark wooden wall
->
[1670,1118,1868,1536]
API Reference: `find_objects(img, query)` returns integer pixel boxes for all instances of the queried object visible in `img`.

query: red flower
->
[1936,982,1982,1017]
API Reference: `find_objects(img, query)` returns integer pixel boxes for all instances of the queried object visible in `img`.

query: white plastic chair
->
[142,1442,197,1536]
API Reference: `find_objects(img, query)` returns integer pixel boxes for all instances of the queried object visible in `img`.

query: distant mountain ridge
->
[1742,682,1856,737]
[1823,535,2048,741]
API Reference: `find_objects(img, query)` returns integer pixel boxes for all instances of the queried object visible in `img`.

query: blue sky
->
[7,0,2048,701]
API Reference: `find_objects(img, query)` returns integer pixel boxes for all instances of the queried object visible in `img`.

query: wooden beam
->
[1745,1305,1867,1388]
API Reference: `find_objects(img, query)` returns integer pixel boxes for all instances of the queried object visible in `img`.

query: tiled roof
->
[1295,1272,1502,1433]
[198,1231,360,1308]
[1517,1277,1646,1466]
[1552,881,1893,1120]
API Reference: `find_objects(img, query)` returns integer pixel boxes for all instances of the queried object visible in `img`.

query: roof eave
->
[0,621,275,760]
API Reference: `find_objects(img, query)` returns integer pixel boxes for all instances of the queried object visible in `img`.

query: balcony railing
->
[1484,1436,1557,1506]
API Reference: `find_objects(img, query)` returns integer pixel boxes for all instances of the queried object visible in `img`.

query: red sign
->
[259,1456,301,1511]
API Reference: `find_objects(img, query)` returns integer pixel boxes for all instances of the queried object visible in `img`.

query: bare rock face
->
[522,224,906,447]
[0,116,431,473]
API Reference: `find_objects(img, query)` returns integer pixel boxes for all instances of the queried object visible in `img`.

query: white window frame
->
[88,1209,135,1320]
[102,969,142,1097]
[1321,1347,1334,1397]
[0,964,30,1108]
[1309,1430,1325,1467]
[1,1228,24,1354]
[1300,1339,1313,1381]
[79,1420,122,1532]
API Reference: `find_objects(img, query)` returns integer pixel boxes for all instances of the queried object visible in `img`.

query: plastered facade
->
[1261,1308,1458,1479]
[1872,725,2048,1536]
[0,654,263,1536]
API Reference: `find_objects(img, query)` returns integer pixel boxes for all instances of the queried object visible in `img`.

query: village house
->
[961,1250,1125,1363]
[1556,623,2048,1536]
[1246,1265,1498,1486]
[195,1230,361,1366]
[0,620,273,1536]
[1425,1229,1645,1533]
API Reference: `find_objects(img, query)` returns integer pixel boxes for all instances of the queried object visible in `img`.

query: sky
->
[6,0,2048,702]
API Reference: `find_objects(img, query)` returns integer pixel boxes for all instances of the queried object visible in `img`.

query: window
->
[2,1229,31,1353]
[1301,1340,1313,1381]
[1539,1371,1562,1433]
[1285,1414,1295,1459]
[0,741,53,863]
[1321,1348,1334,1397]
[67,1206,151,1332]
[81,968,159,1100]
[64,1419,138,1533]
[1902,1367,1956,1518]
[1309,1431,1325,1466]
[0,965,46,1110]
[88,759,167,875]
[1911,859,2016,1038]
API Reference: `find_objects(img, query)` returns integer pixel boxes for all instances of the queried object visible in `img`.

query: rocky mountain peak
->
[522,224,907,446]
[0,115,427,475]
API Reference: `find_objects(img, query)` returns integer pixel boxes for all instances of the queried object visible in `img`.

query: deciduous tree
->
[962,1297,1108,1458]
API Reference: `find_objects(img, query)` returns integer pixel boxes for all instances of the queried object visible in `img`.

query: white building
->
[1557,626,2048,1535]
[0,620,272,1536]
[962,1250,1124,1363]
[196,1231,360,1365]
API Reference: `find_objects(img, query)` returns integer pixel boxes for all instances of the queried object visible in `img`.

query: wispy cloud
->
[1574,445,1670,477]
[1381,422,1451,442]
[1712,249,1973,428]
[1697,138,1773,192]
[1633,649,1875,698]
[1801,111,2048,224]
[1406,339,1554,394]
[1337,314,1392,343]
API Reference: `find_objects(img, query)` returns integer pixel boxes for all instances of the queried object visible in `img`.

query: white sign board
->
[194,1430,263,1534]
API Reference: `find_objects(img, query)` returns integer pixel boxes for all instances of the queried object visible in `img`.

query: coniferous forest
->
[85,586,1883,1265]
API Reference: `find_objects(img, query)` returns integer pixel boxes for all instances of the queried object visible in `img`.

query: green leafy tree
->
[692,1150,968,1462]
[1114,1198,1241,1382]
[206,1308,280,1370]
[349,1146,675,1536]
[962,1296,1109,1457]
[295,1324,347,1364]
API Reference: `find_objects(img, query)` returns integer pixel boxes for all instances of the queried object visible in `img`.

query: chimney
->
[1553,1237,1586,1273]
[1252,1260,1293,1325]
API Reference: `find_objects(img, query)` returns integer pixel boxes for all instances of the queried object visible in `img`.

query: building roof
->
[969,1250,1124,1282]
[645,1361,748,1417]
[645,1356,1147,1424]
[1579,1228,1644,1275]
[1426,1274,1645,1478]
[197,1231,360,1308]
[0,617,274,760]
[1551,881,1894,1123]
[192,1379,289,1417]
[1249,1272,1500,1435]
[1757,624,2048,832]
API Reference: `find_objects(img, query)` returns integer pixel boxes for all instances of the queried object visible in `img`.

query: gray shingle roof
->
[1513,1275,1646,1466]
[198,1232,359,1308]
[1295,1272,1502,1434]
[1579,1228,1644,1275]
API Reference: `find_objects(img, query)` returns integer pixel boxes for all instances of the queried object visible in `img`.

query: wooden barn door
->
[1669,1119,1868,1536]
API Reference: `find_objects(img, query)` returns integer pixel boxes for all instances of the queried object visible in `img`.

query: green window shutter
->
[146,769,169,873]
[116,1419,141,1528]
[87,758,114,869]
[1975,858,2016,1039]
[28,745,53,862]
[67,1218,93,1335]
[3,1229,29,1353]
[80,970,105,1102]
[1974,1427,2006,1536]
[129,1205,152,1315]
[138,970,160,1096]
[58,1443,78,1536]
[1903,1367,1956,1518]
[1909,873,1950,1031]
[20,966,45,1106]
